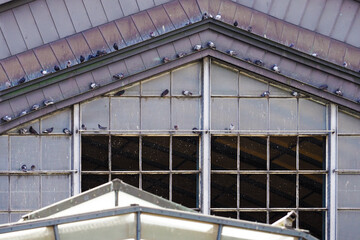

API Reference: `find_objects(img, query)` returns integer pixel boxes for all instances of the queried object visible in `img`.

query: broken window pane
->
[211,136,237,170]
[270,137,296,170]
[142,174,169,199]
[211,174,237,208]
[299,136,325,170]
[142,137,169,171]
[240,174,266,208]
[270,174,296,208]
[82,136,109,171]
[240,137,267,170]
[172,174,197,208]
[172,137,198,170]
[112,137,139,171]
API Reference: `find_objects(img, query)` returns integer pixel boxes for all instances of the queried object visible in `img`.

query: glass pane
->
[141,73,170,96]
[211,174,237,208]
[269,211,289,224]
[41,109,71,134]
[81,175,109,192]
[299,136,325,170]
[172,174,197,208]
[338,175,360,208]
[141,98,170,130]
[299,99,326,130]
[111,175,139,188]
[222,225,297,240]
[211,98,238,131]
[142,174,169,199]
[110,98,140,131]
[172,137,198,170]
[338,136,360,169]
[172,98,200,131]
[8,120,40,134]
[299,175,324,208]
[299,211,324,240]
[0,213,8,224]
[240,137,267,170]
[269,84,291,96]
[239,74,268,96]
[112,137,139,171]
[240,174,266,208]
[0,176,9,210]
[82,136,109,171]
[338,111,360,134]
[0,136,8,170]
[270,137,296,170]
[211,62,238,96]
[10,176,39,210]
[270,175,296,208]
[118,83,140,96]
[212,211,237,219]
[0,227,55,240]
[142,137,169,171]
[211,136,237,170]
[172,62,201,96]
[239,212,266,223]
[239,98,268,130]
[81,98,109,131]
[338,211,360,240]
[269,98,297,130]
[41,176,70,207]
[10,136,40,171]
[42,136,71,170]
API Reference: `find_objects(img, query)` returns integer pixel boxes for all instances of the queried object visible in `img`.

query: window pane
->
[211,174,237,208]
[239,74,268,96]
[141,73,170,96]
[338,211,360,240]
[299,99,326,130]
[0,136,8,171]
[299,175,324,208]
[269,98,297,130]
[240,212,266,223]
[270,175,296,208]
[41,109,71,134]
[81,98,109,131]
[41,176,70,207]
[82,136,109,171]
[10,136,40,171]
[269,84,291,96]
[270,137,296,170]
[142,137,169,171]
[0,176,9,210]
[338,136,360,170]
[118,83,140,96]
[172,174,197,208]
[42,136,71,170]
[211,136,237,170]
[338,111,360,134]
[240,137,267,170]
[112,137,139,171]
[172,62,201,96]
[10,176,39,210]
[81,175,108,192]
[299,211,324,240]
[141,98,170,130]
[211,98,238,131]
[212,211,237,219]
[239,98,268,130]
[211,62,238,96]
[269,211,289,224]
[240,174,266,208]
[111,175,139,188]
[172,98,200,131]
[110,98,140,131]
[172,137,198,170]
[143,174,169,199]
[299,136,325,170]
[338,175,360,208]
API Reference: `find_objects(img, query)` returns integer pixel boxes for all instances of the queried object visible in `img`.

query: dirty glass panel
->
[0,136,8,170]
[8,120,40,134]
[299,99,326,131]
[118,83,140,96]
[240,137,267,170]
[172,98,200,132]
[172,62,201,96]
[141,98,170,130]
[299,175,324,208]
[211,136,237,170]
[42,136,71,170]
[112,136,139,171]
[239,212,266,223]
[0,213,8,224]
[142,137,169,170]
[299,211,324,240]
[338,211,360,240]
[211,62,238,96]
[239,98,268,131]
[211,174,237,208]
[338,136,360,169]
[41,176,70,207]
[110,98,140,131]
[81,175,109,192]
[81,97,109,131]
[81,136,109,171]
[268,84,291,96]
[338,175,360,208]
[10,136,40,171]
[211,98,238,131]
[239,74,268,96]
[141,72,170,96]
[240,174,266,208]
[212,211,237,219]
[10,176,39,210]
[172,137,198,170]
[111,175,139,188]
[142,174,169,199]
[270,174,296,208]
[299,136,325,170]
[41,109,71,134]
[0,176,9,210]
[172,174,197,208]
[269,98,297,130]
[338,111,360,134]
[270,137,296,170]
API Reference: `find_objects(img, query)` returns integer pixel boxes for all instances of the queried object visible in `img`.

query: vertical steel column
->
[201,57,211,215]
[73,104,81,195]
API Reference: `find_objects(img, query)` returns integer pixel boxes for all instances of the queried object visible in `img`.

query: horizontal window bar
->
[82,170,200,174]
[210,208,327,211]
[0,170,77,175]
[211,170,328,174]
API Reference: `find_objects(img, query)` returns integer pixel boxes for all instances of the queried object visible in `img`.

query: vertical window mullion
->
[296,136,299,229]
[266,136,270,224]
[108,135,112,182]
[73,104,81,195]
[169,136,173,201]
[237,135,240,219]
[139,136,142,190]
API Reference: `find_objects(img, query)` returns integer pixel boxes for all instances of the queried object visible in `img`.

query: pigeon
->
[229,123,235,131]
[254,59,264,66]
[202,12,209,20]
[311,53,318,57]
[81,124,87,130]
[149,32,156,38]
[234,20,238,27]
[30,165,36,171]
[182,90,193,96]
[335,89,343,96]
[193,44,202,51]
[177,52,186,58]
[215,14,221,20]
[289,43,295,48]
[41,70,48,75]
[263,34,267,39]
[96,50,106,57]
[113,73,124,80]
[42,127,54,134]
[29,126,39,135]
[113,42,119,50]
[244,58,252,63]
[90,82,100,89]
[19,109,28,117]
[63,128,72,135]
[247,26,252,32]
[79,55,85,63]
[343,62,348,68]
[98,124,107,130]
[207,41,216,49]
[261,91,270,97]
[192,127,198,133]
[161,89,169,97]
[66,60,72,68]
[44,99,54,106]
[21,164,27,172]
[31,104,40,111]
[357,99,360,104]
[19,128,28,135]
[54,65,60,71]
[174,125,179,130]
[227,50,237,56]
[114,90,125,96]
[17,77,26,84]
[319,84,328,91]
[271,64,280,73]
[2,115,11,122]
[162,57,170,63]
[291,91,299,97]
[88,54,95,60]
